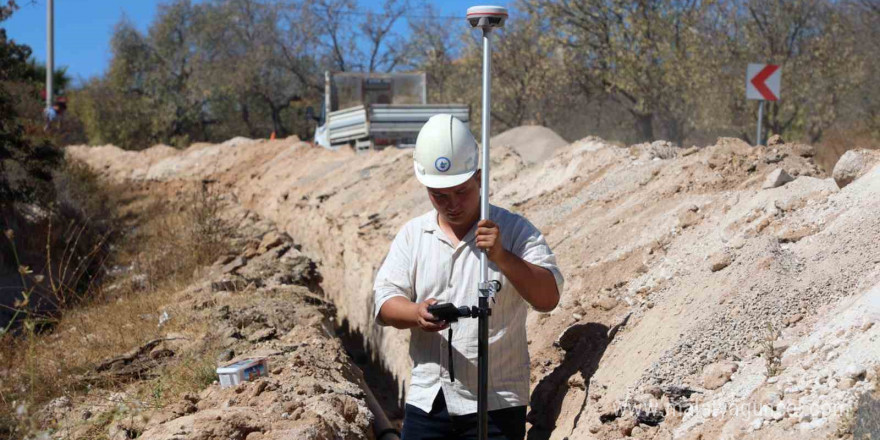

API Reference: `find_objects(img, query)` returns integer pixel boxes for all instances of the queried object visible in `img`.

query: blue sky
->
[4,0,509,85]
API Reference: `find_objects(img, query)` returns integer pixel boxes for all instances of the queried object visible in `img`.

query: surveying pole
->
[467,6,507,440]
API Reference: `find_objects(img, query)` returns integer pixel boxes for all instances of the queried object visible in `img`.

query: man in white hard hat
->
[373,114,563,439]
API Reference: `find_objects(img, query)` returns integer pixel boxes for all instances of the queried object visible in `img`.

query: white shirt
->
[373,205,564,416]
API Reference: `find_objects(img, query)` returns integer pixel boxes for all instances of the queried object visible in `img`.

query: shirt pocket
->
[414,254,451,303]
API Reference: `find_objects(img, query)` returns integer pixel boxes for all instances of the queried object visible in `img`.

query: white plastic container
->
[216,358,268,388]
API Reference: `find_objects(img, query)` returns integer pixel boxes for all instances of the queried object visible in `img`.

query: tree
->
[304,0,359,72]
[72,20,160,149]
[709,0,865,143]
[360,0,409,72]
[77,1,230,147]
[0,0,62,204]
[212,0,317,137]
[302,0,413,73]
[848,0,880,137]
[457,8,573,131]
[80,1,216,149]
[143,0,214,145]
[534,0,716,144]
[401,5,462,104]
[74,0,328,147]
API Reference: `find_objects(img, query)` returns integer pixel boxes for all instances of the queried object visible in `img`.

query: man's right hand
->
[377,296,449,331]
[416,299,449,332]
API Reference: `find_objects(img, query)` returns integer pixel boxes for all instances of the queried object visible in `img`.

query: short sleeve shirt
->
[373,205,564,416]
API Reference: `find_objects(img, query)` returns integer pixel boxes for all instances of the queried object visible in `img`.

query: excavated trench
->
[335,318,405,428]
[225,208,407,439]
[231,209,406,439]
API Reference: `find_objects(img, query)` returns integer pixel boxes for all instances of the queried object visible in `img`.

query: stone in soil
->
[833,149,880,188]
[701,361,738,390]
[762,168,795,189]
[709,253,733,272]
[592,296,620,311]
[222,256,248,274]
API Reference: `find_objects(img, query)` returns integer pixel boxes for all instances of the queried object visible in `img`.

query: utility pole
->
[45,0,55,122]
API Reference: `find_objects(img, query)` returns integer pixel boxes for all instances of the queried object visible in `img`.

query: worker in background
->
[43,106,56,131]
[373,114,563,439]
[42,94,66,131]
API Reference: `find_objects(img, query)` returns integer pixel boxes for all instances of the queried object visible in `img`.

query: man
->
[373,114,564,439]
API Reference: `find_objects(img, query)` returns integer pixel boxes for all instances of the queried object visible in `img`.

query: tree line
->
[27,0,880,150]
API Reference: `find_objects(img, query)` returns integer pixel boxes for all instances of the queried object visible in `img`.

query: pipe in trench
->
[320,318,400,440]
[351,362,401,440]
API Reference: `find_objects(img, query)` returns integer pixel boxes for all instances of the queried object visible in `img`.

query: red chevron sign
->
[747,64,781,101]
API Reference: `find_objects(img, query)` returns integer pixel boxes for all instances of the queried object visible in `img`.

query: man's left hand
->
[476,219,504,262]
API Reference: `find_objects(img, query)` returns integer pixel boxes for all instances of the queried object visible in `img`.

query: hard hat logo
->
[435,157,451,172]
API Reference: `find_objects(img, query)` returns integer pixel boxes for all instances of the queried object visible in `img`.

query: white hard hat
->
[413,114,479,188]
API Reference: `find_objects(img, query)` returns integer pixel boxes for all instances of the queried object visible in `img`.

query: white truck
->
[310,71,470,152]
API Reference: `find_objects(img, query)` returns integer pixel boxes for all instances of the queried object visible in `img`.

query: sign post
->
[756,101,764,148]
[746,63,781,146]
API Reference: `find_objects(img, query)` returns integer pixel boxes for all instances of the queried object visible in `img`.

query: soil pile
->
[491,125,569,164]
[67,133,880,439]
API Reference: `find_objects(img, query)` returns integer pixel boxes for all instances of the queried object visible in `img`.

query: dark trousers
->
[400,391,526,440]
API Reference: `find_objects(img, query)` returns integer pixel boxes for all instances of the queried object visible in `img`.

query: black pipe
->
[351,363,401,440]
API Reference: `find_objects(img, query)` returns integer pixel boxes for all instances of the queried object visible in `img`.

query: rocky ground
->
[66,130,880,439]
[36,187,375,439]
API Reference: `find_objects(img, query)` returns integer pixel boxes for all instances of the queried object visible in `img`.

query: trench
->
[334,316,405,434]
[251,219,406,437]
[287,239,405,435]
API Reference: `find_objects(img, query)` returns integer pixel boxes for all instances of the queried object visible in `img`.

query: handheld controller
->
[427,303,473,323]
[425,279,498,384]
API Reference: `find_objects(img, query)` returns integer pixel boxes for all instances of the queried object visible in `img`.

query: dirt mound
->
[491,125,569,164]
[141,144,180,160]
[69,132,880,439]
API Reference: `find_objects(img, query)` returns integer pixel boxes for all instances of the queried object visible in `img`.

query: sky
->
[3,0,509,86]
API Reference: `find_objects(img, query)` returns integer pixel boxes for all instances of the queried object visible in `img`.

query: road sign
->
[747,64,781,101]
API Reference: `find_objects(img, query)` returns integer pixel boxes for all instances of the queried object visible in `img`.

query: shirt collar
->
[421,210,439,232]
[421,210,455,247]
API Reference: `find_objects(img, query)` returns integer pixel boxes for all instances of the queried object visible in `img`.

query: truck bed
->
[325,104,470,148]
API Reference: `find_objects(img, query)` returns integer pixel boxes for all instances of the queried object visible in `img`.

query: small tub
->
[217,358,269,388]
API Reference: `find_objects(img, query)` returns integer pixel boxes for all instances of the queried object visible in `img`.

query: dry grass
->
[133,342,224,408]
[133,183,231,290]
[0,180,233,437]
[836,404,856,438]
[761,322,783,377]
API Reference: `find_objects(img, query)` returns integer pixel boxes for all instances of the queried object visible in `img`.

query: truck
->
[310,71,470,152]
